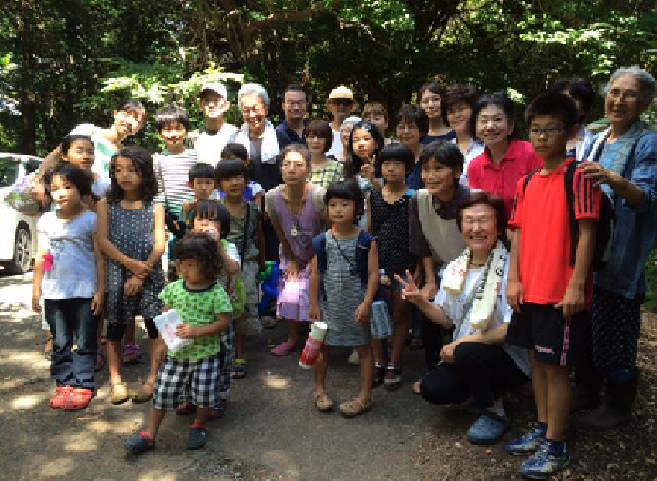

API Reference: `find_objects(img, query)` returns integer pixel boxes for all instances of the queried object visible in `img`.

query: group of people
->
[29,65,657,479]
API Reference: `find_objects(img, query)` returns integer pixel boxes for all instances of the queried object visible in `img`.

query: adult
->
[326,86,357,159]
[194,83,238,166]
[276,84,309,149]
[551,77,597,161]
[396,104,429,190]
[578,66,657,429]
[467,92,542,218]
[231,83,285,192]
[401,191,530,445]
[441,85,485,186]
[40,99,146,180]
[419,82,456,145]
[336,116,362,163]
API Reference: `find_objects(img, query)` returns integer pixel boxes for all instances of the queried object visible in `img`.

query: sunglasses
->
[331,99,354,107]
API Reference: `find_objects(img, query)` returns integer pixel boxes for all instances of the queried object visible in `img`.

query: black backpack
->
[522,161,614,272]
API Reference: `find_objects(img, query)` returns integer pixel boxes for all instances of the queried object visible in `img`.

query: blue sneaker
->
[125,432,154,455]
[506,425,546,456]
[467,412,509,445]
[519,442,569,479]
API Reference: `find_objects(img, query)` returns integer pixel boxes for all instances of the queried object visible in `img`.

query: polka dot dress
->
[105,201,164,328]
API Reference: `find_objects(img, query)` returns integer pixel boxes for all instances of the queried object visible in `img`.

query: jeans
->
[420,342,528,411]
[45,298,97,390]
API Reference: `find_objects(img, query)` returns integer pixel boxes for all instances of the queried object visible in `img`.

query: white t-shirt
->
[92,176,111,199]
[68,124,116,179]
[195,124,239,166]
[326,128,344,160]
[434,258,530,375]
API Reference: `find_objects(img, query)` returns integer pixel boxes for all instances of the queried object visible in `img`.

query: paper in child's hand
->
[153,310,193,353]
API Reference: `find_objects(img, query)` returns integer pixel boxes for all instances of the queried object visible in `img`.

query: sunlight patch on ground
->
[10,391,49,409]
[0,348,49,370]
[262,371,292,390]
[39,457,74,478]
[261,450,301,479]
[63,430,98,452]
[137,471,178,481]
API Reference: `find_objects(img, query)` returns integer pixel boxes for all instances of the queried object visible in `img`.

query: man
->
[276,84,308,148]
[326,86,356,159]
[195,83,238,166]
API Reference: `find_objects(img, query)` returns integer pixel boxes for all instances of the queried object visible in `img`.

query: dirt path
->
[1,271,656,480]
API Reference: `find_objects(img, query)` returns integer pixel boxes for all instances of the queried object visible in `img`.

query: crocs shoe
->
[519,442,569,479]
[64,387,93,411]
[467,412,509,445]
[187,427,209,450]
[50,386,72,409]
[506,425,547,456]
[125,432,154,455]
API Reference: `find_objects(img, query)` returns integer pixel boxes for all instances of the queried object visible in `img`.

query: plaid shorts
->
[152,354,221,409]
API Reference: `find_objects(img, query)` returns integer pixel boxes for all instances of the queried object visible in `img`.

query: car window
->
[0,157,18,187]
[24,159,41,175]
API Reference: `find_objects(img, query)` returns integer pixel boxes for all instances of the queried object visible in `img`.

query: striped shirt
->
[154,149,197,219]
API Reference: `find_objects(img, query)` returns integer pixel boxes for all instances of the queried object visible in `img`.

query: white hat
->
[200,83,228,99]
[328,86,355,101]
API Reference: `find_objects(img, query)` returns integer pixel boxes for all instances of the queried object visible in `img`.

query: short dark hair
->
[441,84,480,126]
[174,232,222,282]
[419,82,446,99]
[47,164,93,198]
[397,104,429,137]
[376,144,415,176]
[284,83,307,98]
[363,101,388,121]
[305,119,333,153]
[525,92,579,131]
[551,77,596,116]
[155,105,191,132]
[221,143,248,163]
[193,200,231,239]
[215,158,248,183]
[457,191,508,242]
[344,121,385,178]
[324,179,365,224]
[189,163,216,183]
[108,146,158,202]
[470,92,517,140]
[419,141,464,186]
[281,143,311,168]
[60,135,93,156]
[117,99,145,114]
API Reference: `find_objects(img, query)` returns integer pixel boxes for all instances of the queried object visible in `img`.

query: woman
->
[441,85,485,186]
[399,191,529,445]
[419,82,456,144]
[396,104,429,190]
[335,116,362,163]
[467,92,542,218]
[306,119,344,188]
[578,66,657,429]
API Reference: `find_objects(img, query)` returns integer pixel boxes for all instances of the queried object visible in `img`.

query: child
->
[97,146,166,405]
[195,83,238,166]
[182,163,217,227]
[265,144,326,356]
[309,179,378,416]
[60,134,111,203]
[367,144,416,389]
[396,104,430,190]
[125,233,233,454]
[216,160,266,378]
[505,92,600,478]
[32,164,105,410]
[216,143,264,208]
[362,101,392,145]
[306,119,344,188]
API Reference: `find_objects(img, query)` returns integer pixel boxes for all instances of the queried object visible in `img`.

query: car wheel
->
[8,224,32,274]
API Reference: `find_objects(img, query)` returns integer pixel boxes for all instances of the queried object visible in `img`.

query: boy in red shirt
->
[505,92,601,479]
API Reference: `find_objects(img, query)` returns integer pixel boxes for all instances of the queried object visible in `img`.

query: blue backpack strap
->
[356,230,374,285]
[311,233,327,274]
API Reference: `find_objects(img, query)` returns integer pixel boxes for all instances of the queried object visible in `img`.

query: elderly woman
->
[232,83,285,192]
[578,66,657,429]
[398,191,529,445]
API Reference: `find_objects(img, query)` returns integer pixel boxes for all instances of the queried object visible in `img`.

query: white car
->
[0,153,42,274]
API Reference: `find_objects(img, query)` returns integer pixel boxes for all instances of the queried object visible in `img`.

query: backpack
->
[522,160,614,271]
[312,230,374,300]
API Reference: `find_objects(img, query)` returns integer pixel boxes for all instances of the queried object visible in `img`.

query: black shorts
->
[506,303,589,367]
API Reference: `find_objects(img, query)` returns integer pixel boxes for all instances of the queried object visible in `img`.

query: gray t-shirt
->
[38,210,98,299]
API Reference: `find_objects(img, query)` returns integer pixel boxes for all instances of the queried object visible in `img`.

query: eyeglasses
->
[529,127,564,137]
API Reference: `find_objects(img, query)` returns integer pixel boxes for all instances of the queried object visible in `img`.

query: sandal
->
[95,352,106,372]
[231,358,247,379]
[313,390,334,412]
[209,399,228,420]
[123,342,142,365]
[50,386,72,409]
[187,426,209,450]
[131,382,154,404]
[110,381,130,405]
[176,402,197,415]
[270,340,296,356]
[339,397,372,418]
[125,431,154,455]
[64,387,93,410]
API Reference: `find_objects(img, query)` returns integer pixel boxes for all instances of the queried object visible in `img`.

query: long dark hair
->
[344,121,384,179]
[107,145,158,202]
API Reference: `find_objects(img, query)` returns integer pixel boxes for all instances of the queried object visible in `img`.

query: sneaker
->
[347,350,359,366]
[467,412,509,445]
[187,426,209,450]
[125,432,154,455]
[383,365,402,391]
[506,425,547,456]
[519,442,569,479]
[373,365,386,388]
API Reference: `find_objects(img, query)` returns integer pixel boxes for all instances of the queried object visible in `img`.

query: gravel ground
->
[0,270,655,480]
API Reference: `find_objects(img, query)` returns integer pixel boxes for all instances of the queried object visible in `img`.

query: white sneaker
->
[347,350,359,365]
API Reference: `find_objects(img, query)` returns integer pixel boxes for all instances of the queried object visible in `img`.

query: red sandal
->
[50,386,72,409]
[64,388,93,411]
